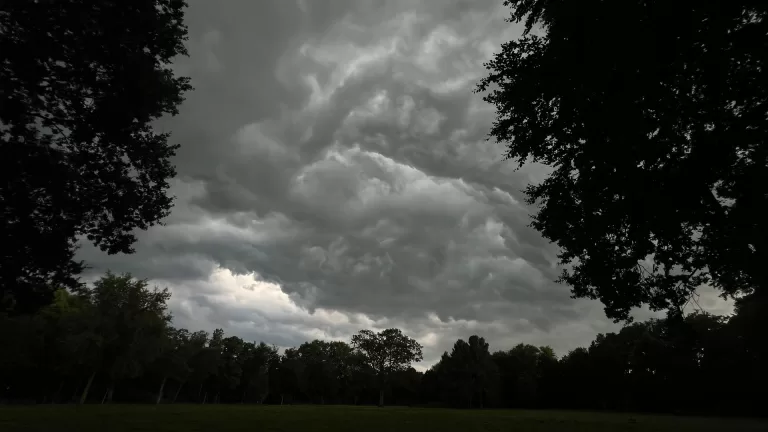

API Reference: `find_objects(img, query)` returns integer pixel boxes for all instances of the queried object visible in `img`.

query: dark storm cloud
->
[77,0,730,368]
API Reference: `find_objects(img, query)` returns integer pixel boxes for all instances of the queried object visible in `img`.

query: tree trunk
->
[280,394,284,405]
[320,395,324,405]
[172,381,185,404]
[106,386,114,404]
[78,371,96,405]
[52,380,64,404]
[202,392,207,404]
[156,376,167,405]
[198,383,203,402]
[378,389,384,407]
[101,389,108,404]
[241,389,247,404]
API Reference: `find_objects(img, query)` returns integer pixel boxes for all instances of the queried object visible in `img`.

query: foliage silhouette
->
[351,328,424,406]
[0,0,192,314]
[0,272,765,417]
[1,1,766,421]
[476,0,768,321]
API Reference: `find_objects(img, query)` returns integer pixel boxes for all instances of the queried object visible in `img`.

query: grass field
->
[0,405,766,432]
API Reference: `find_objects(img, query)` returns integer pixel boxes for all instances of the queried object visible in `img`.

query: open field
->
[0,405,766,432]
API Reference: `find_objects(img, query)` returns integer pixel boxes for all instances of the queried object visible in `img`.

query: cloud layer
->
[77,0,733,368]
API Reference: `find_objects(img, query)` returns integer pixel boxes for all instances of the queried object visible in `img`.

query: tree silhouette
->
[476,0,768,321]
[433,335,498,408]
[83,272,172,404]
[0,270,765,415]
[351,328,423,407]
[0,0,192,313]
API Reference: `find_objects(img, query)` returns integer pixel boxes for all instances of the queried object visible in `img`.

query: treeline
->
[1,273,765,417]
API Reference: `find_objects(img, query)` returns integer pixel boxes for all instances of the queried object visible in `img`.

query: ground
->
[0,405,765,432]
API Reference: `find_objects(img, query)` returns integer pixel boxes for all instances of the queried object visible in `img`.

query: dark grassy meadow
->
[0,405,765,432]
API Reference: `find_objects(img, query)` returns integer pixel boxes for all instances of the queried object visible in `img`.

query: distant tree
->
[534,345,559,408]
[151,327,188,404]
[267,354,287,405]
[213,335,245,403]
[326,341,356,402]
[187,343,220,403]
[420,366,441,405]
[295,340,349,404]
[239,342,278,404]
[47,290,103,404]
[492,344,553,408]
[0,0,193,314]
[587,331,632,410]
[345,351,375,405]
[15,289,95,403]
[559,347,593,409]
[274,348,305,404]
[168,329,208,403]
[351,328,423,407]
[151,327,207,404]
[438,336,499,408]
[85,272,171,403]
[1,269,765,414]
[390,367,422,406]
[477,0,768,321]
[586,322,669,411]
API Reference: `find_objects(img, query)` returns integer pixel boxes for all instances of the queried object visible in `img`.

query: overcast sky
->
[76,0,733,370]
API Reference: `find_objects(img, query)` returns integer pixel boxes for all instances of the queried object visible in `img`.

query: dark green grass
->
[0,404,765,432]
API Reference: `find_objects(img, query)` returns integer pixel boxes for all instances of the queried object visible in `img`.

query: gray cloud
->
[76,0,732,369]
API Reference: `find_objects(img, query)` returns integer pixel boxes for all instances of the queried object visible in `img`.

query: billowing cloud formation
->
[77,0,732,368]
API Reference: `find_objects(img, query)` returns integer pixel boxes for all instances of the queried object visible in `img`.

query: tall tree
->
[295,340,348,404]
[274,347,306,405]
[186,343,220,403]
[151,327,207,404]
[559,347,593,409]
[239,342,278,404]
[438,336,499,408]
[534,345,560,408]
[212,335,245,403]
[85,272,172,403]
[477,0,768,321]
[39,289,102,403]
[492,344,542,408]
[52,291,103,404]
[0,0,193,314]
[351,328,423,407]
[344,351,375,405]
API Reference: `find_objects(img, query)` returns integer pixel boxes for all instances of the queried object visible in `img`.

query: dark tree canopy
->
[477,0,768,321]
[1,270,766,416]
[0,0,192,313]
[351,328,423,406]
